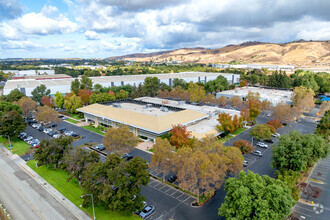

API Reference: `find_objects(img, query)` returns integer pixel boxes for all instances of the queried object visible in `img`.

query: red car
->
[35,145,40,148]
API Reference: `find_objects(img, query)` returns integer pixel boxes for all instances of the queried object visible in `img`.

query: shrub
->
[233,140,253,154]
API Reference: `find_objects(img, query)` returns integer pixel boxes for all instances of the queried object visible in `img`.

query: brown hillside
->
[108,41,330,67]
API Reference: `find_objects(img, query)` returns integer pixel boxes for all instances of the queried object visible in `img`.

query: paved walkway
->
[0,146,91,220]
[136,141,154,154]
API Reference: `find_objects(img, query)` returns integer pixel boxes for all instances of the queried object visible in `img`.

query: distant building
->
[2,69,55,77]
[212,63,295,71]
[216,86,293,105]
[4,72,240,96]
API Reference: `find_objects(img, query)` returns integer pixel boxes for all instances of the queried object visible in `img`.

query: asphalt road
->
[22,115,318,220]
[0,148,89,220]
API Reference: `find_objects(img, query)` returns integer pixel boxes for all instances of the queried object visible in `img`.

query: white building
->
[216,86,293,105]
[4,72,240,96]
[2,70,55,77]
[212,63,295,71]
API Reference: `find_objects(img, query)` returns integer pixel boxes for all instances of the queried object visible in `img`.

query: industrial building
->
[3,72,240,96]
[77,99,209,142]
[212,63,295,71]
[216,86,293,105]
[2,69,55,76]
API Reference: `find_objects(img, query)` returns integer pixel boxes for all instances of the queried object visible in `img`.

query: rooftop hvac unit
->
[146,104,152,108]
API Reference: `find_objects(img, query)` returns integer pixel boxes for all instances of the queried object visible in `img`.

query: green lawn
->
[0,137,32,156]
[233,127,247,135]
[69,113,84,120]
[65,118,79,124]
[26,160,138,220]
[81,126,105,136]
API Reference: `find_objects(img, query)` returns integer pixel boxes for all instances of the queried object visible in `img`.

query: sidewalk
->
[136,141,154,154]
[0,145,91,220]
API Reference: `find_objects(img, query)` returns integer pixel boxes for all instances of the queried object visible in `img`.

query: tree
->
[246,99,261,122]
[103,125,139,156]
[319,101,330,115]
[261,100,272,112]
[144,77,159,97]
[172,78,187,89]
[264,123,276,134]
[315,110,330,141]
[80,75,93,91]
[71,78,80,94]
[217,96,227,106]
[245,91,260,101]
[7,88,24,102]
[169,124,192,149]
[150,138,174,182]
[17,97,37,117]
[267,119,282,130]
[268,71,292,88]
[219,171,295,219]
[81,154,149,213]
[31,84,50,103]
[0,101,22,114]
[41,96,55,107]
[250,124,272,140]
[240,106,250,125]
[64,93,82,113]
[63,146,100,184]
[203,93,216,104]
[292,86,315,112]
[272,131,328,172]
[204,75,229,93]
[78,89,92,105]
[35,106,59,123]
[272,102,299,123]
[34,136,73,168]
[223,147,244,174]
[229,96,243,108]
[187,82,205,103]
[0,110,26,138]
[250,74,259,85]
[233,140,253,154]
[217,113,242,134]
[54,92,64,108]
[115,89,129,99]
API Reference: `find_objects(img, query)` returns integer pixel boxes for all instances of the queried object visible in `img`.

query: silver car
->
[139,205,155,219]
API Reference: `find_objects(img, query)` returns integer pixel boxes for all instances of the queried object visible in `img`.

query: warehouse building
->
[3,72,240,96]
[77,99,209,142]
[216,86,293,105]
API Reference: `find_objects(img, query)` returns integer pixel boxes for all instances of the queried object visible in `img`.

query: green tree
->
[250,74,259,85]
[0,101,22,114]
[172,78,187,89]
[31,84,50,103]
[315,110,330,141]
[80,75,93,91]
[71,78,80,94]
[64,93,82,113]
[54,92,64,108]
[204,75,229,93]
[144,77,159,96]
[272,131,329,172]
[81,154,149,213]
[34,136,73,168]
[219,171,295,219]
[103,125,139,156]
[63,146,100,184]
[250,124,272,140]
[0,110,26,138]
[7,88,24,102]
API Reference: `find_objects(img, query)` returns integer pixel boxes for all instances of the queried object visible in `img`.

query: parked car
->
[265,139,274,143]
[95,144,105,151]
[64,131,73,136]
[38,126,45,132]
[266,113,271,117]
[35,145,40,148]
[48,131,57,136]
[70,133,79,137]
[32,123,41,129]
[135,201,147,215]
[139,205,155,219]
[252,150,263,157]
[53,134,62,138]
[43,128,52,134]
[19,132,27,139]
[24,136,33,142]
[167,175,177,183]
[272,133,280,137]
[122,154,134,161]
[256,142,268,149]
[58,127,67,133]
[243,161,248,167]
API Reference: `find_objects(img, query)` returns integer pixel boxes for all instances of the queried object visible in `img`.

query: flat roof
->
[217,86,292,101]
[77,103,208,133]
[4,72,238,90]
[110,102,175,117]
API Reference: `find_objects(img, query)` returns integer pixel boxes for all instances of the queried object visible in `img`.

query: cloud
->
[0,0,22,20]
[85,30,102,40]
[0,40,40,50]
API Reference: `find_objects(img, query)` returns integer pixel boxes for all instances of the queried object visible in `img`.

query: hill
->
[108,41,330,67]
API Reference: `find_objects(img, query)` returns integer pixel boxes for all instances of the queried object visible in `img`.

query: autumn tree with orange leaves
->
[169,124,192,149]
[217,113,242,134]
[41,96,55,107]
[78,89,92,105]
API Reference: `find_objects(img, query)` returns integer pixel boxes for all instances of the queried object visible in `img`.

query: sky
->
[0,0,329,59]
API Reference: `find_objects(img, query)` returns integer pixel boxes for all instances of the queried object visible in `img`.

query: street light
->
[251,137,254,147]
[81,194,95,220]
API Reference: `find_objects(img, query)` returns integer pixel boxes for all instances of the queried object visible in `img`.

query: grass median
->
[0,137,32,156]
[81,125,105,136]
[65,118,79,124]
[26,160,138,220]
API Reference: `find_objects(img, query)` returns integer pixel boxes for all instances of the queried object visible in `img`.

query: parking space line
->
[158,184,168,190]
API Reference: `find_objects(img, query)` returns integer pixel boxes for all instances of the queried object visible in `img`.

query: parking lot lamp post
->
[251,137,254,147]
[81,194,95,220]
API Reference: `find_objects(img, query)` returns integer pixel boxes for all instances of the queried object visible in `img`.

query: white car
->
[256,142,268,149]
[272,133,280,137]
[252,150,263,156]
[53,134,61,138]
[43,128,52,134]
[64,131,73,136]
